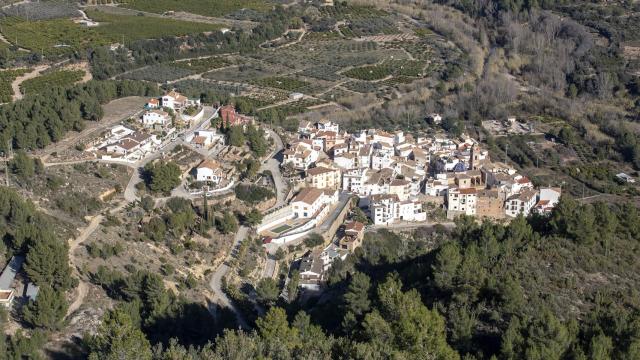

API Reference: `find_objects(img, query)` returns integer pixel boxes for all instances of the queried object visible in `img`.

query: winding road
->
[207,128,286,328]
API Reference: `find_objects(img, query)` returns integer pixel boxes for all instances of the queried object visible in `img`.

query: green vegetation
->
[120,0,271,17]
[0,11,220,56]
[121,64,194,83]
[0,80,159,152]
[22,285,68,330]
[0,68,28,103]
[227,125,245,147]
[234,184,274,205]
[343,60,427,81]
[142,161,182,194]
[172,57,230,73]
[88,9,222,42]
[215,211,238,234]
[255,278,279,307]
[20,69,84,95]
[0,186,74,340]
[303,233,324,248]
[252,76,310,91]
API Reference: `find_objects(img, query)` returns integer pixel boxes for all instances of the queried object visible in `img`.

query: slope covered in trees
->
[0,79,159,152]
[75,196,640,359]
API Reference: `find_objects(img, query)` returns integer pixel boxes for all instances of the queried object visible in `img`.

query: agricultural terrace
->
[252,76,310,91]
[172,57,231,73]
[318,3,389,20]
[20,69,84,95]
[120,64,195,83]
[343,60,428,81]
[0,11,220,56]
[120,0,271,17]
[0,68,28,103]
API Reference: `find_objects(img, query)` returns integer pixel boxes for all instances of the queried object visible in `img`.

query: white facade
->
[142,110,170,127]
[447,188,477,216]
[317,120,339,133]
[291,188,338,220]
[195,161,223,183]
[369,195,425,225]
[505,190,538,217]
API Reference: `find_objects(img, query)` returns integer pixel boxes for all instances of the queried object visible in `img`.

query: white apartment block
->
[447,188,478,217]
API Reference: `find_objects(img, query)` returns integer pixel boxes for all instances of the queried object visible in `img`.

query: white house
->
[316,120,339,133]
[190,130,218,148]
[161,91,189,110]
[283,142,319,170]
[291,187,338,220]
[195,160,223,184]
[505,189,538,217]
[428,113,442,124]
[105,133,154,157]
[146,98,160,109]
[371,151,395,170]
[108,125,135,141]
[334,153,356,170]
[290,92,304,100]
[424,178,449,197]
[534,187,561,214]
[142,110,170,128]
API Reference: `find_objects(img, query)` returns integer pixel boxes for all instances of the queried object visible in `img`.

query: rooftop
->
[293,187,325,205]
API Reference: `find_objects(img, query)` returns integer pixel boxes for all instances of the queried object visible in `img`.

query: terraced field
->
[120,0,271,17]
[20,69,84,95]
[0,11,220,56]
[0,68,29,102]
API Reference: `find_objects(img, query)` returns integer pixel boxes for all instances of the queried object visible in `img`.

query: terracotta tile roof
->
[517,176,531,184]
[345,221,364,233]
[293,187,325,205]
[390,179,410,186]
[192,136,207,145]
[307,166,336,176]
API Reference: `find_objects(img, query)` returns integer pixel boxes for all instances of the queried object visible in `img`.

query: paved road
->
[208,127,285,326]
[208,225,250,329]
[260,128,286,206]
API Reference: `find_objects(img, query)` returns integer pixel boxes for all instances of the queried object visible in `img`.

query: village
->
[0,86,565,316]
[252,115,563,291]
